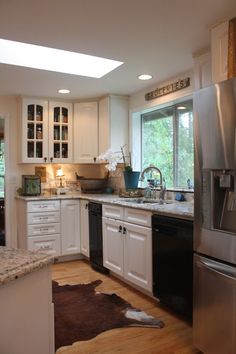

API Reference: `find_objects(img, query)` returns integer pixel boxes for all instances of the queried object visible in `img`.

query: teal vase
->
[123,171,140,190]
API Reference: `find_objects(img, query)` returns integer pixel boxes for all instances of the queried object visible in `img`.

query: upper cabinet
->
[73,101,98,163]
[49,101,73,163]
[193,49,212,90]
[19,98,73,163]
[98,95,129,155]
[20,98,49,163]
[211,20,229,83]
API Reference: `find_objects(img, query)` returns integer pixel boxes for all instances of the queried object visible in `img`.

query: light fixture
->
[0,38,123,78]
[177,106,187,110]
[58,89,70,94]
[56,167,65,188]
[138,74,153,81]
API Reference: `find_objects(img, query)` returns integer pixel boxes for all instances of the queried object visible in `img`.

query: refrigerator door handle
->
[196,259,235,282]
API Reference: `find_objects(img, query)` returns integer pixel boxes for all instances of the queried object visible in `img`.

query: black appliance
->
[152,214,193,321]
[88,202,109,274]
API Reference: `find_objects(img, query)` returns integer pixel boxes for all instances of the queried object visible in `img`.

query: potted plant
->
[120,146,140,190]
[98,145,140,190]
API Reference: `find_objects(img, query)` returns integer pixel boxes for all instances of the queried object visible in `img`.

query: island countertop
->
[0,247,54,286]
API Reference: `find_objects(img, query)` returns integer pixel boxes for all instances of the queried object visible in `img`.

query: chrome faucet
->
[140,165,163,187]
[140,165,165,200]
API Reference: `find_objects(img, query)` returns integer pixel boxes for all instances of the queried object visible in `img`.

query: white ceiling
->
[0,0,236,100]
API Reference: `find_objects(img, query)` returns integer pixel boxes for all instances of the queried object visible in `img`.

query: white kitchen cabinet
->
[211,20,229,83]
[19,98,73,163]
[98,95,129,155]
[102,204,152,292]
[102,217,124,276]
[193,49,212,89]
[48,101,73,163]
[17,199,61,256]
[19,97,49,163]
[73,102,98,163]
[124,222,152,289]
[61,199,80,255]
[80,199,90,257]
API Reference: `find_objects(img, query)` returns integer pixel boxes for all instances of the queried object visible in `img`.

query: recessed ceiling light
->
[58,89,70,94]
[177,106,186,110]
[138,74,153,80]
[0,38,123,78]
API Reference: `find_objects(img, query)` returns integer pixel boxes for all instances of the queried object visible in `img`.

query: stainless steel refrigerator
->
[193,77,236,354]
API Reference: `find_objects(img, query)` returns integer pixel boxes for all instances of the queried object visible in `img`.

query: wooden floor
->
[52,260,201,354]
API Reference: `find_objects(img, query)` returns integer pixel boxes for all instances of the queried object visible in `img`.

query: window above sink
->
[131,99,194,190]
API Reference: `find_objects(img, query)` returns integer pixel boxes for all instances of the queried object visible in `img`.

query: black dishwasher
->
[152,214,193,321]
[88,202,109,274]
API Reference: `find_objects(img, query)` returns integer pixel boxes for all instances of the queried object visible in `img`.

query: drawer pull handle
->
[39,217,49,220]
[39,228,49,232]
[40,245,51,250]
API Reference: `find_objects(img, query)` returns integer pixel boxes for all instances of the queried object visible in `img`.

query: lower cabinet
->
[80,199,90,257]
[17,199,81,257]
[61,199,80,255]
[102,205,152,292]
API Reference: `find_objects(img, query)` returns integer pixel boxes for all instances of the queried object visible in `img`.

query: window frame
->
[131,98,193,190]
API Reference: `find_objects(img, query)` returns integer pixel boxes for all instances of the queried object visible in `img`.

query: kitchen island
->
[0,247,54,354]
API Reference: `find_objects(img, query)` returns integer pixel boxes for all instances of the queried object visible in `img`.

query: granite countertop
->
[0,247,54,286]
[16,192,194,220]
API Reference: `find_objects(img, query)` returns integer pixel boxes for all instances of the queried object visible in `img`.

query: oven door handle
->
[196,259,236,282]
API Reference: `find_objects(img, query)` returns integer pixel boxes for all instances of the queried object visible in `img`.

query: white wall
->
[129,70,194,113]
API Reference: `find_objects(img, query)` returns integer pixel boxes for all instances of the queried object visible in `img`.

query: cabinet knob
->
[50,157,53,163]
[123,227,126,235]
[118,225,122,232]
[44,157,47,163]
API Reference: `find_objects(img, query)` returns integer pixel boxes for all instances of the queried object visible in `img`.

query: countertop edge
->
[0,248,54,286]
[16,193,194,220]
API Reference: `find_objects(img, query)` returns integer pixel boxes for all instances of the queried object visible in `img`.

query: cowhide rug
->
[53,279,164,350]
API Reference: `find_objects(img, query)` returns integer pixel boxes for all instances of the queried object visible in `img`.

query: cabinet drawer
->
[27,234,61,256]
[28,223,60,236]
[103,204,124,220]
[28,211,60,225]
[27,200,60,213]
[124,207,151,227]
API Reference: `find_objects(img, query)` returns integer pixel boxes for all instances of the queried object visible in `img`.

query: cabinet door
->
[80,200,90,257]
[102,217,124,276]
[211,21,229,83]
[61,199,80,255]
[98,95,128,154]
[48,101,73,163]
[124,222,152,291]
[73,102,98,163]
[21,98,49,163]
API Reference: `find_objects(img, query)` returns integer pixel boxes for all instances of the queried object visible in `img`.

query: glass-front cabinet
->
[20,98,73,163]
[48,102,72,163]
[21,98,49,163]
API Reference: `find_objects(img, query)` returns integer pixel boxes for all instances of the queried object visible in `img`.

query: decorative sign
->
[145,77,190,101]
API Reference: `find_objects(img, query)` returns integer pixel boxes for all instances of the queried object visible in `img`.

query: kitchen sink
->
[119,198,173,205]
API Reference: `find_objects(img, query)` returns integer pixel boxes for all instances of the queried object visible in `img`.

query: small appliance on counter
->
[22,175,41,196]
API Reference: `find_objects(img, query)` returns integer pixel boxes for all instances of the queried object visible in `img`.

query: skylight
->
[0,38,123,78]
